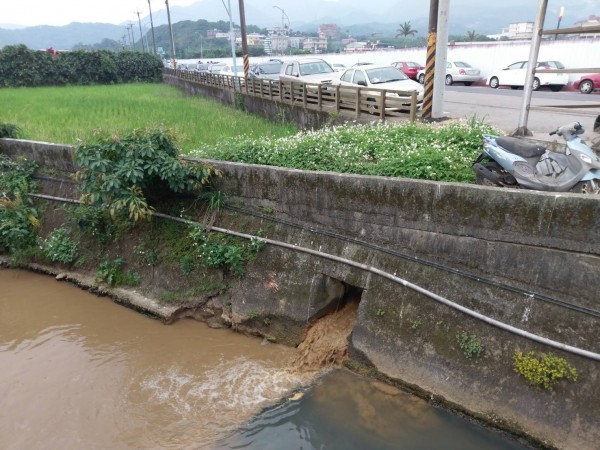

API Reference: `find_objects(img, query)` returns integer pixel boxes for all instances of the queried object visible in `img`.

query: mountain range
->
[0,0,596,50]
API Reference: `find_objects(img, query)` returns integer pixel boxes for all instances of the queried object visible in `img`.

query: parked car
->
[279,58,338,84]
[195,63,210,73]
[391,61,424,80]
[337,64,424,111]
[249,61,283,80]
[331,63,347,72]
[351,62,374,67]
[486,60,568,91]
[573,73,600,94]
[417,61,480,86]
[219,64,244,77]
[207,63,227,74]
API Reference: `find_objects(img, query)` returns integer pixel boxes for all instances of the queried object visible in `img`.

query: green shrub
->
[456,331,484,359]
[0,123,21,138]
[0,45,163,87]
[75,127,220,222]
[67,204,120,245]
[513,350,578,391]
[191,117,498,183]
[0,155,39,254]
[187,224,265,278]
[95,257,140,287]
[41,228,78,264]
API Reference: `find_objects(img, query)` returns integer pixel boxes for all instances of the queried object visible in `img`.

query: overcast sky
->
[1,0,199,27]
[2,0,595,28]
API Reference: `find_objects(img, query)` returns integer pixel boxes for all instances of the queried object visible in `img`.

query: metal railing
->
[164,68,419,122]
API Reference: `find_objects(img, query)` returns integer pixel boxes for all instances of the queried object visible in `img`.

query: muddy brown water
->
[0,269,531,449]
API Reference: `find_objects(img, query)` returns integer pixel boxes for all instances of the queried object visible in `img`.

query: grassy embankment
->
[0,83,297,150]
[0,82,497,183]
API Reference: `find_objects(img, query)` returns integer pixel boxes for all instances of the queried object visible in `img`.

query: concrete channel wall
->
[2,139,600,449]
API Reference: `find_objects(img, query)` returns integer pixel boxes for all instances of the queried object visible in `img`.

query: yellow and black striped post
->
[238,0,250,78]
[422,0,439,120]
[243,54,250,78]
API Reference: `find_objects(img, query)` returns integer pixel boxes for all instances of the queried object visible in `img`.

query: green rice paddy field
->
[0,83,297,151]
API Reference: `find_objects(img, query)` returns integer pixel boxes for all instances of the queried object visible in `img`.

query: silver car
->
[417,61,481,86]
[279,58,338,84]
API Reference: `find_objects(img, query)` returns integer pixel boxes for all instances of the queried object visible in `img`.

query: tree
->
[395,21,418,39]
[467,30,478,42]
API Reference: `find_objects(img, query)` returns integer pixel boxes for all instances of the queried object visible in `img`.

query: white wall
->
[179,38,600,83]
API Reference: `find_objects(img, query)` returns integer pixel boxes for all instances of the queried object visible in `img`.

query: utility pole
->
[136,11,146,52]
[422,0,439,120]
[129,23,136,50]
[514,0,547,136]
[222,0,239,86]
[148,0,157,54]
[555,6,564,40]
[238,0,249,77]
[432,0,449,119]
[125,27,132,48]
[165,0,177,68]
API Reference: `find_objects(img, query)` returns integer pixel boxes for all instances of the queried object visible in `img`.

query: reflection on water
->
[215,370,531,450]
[1,269,532,450]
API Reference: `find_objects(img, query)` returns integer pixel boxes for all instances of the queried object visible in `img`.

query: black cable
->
[225,204,600,319]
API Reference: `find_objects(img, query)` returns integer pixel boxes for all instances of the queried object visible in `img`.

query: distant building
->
[269,35,290,55]
[206,29,219,39]
[247,33,265,46]
[263,38,272,55]
[268,26,289,37]
[574,15,600,38]
[344,41,371,52]
[487,22,534,40]
[289,36,303,49]
[318,24,340,39]
[302,33,328,53]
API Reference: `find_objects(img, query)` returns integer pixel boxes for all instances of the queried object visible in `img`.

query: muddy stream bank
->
[1,268,532,449]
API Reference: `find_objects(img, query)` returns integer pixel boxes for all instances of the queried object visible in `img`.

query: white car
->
[487,60,568,91]
[279,58,339,84]
[338,65,424,111]
[331,63,346,73]
[417,61,481,86]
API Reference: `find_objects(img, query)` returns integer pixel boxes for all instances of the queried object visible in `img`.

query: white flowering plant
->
[189,117,499,183]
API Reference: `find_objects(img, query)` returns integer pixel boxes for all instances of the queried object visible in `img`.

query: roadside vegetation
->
[0,84,297,149]
[192,118,498,183]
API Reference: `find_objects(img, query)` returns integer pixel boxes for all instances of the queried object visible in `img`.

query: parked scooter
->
[473,122,600,193]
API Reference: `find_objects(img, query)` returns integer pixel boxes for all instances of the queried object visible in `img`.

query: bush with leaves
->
[0,45,163,87]
[0,155,40,254]
[513,350,578,391]
[187,224,266,277]
[41,227,79,264]
[95,257,140,287]
[191,117,498,183]
[75,127,220,222]
[0,123,22,139]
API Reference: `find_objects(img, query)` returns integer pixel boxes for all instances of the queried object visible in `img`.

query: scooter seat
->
[496,137,546,158]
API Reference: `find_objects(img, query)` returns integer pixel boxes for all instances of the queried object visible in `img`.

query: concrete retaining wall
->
[2,139,600,449]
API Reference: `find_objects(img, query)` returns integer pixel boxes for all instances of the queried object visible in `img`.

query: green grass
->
[192,118,499,183]
[0,83,297,150]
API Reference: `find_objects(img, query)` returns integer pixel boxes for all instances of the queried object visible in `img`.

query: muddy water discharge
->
[0,270,312,449]
[1,270,531,450]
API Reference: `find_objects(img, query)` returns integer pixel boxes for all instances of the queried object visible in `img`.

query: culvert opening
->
[291,277,363,373]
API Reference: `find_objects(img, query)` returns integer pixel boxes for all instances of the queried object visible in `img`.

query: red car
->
[391,61,424,80]
[573,73,600,94]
